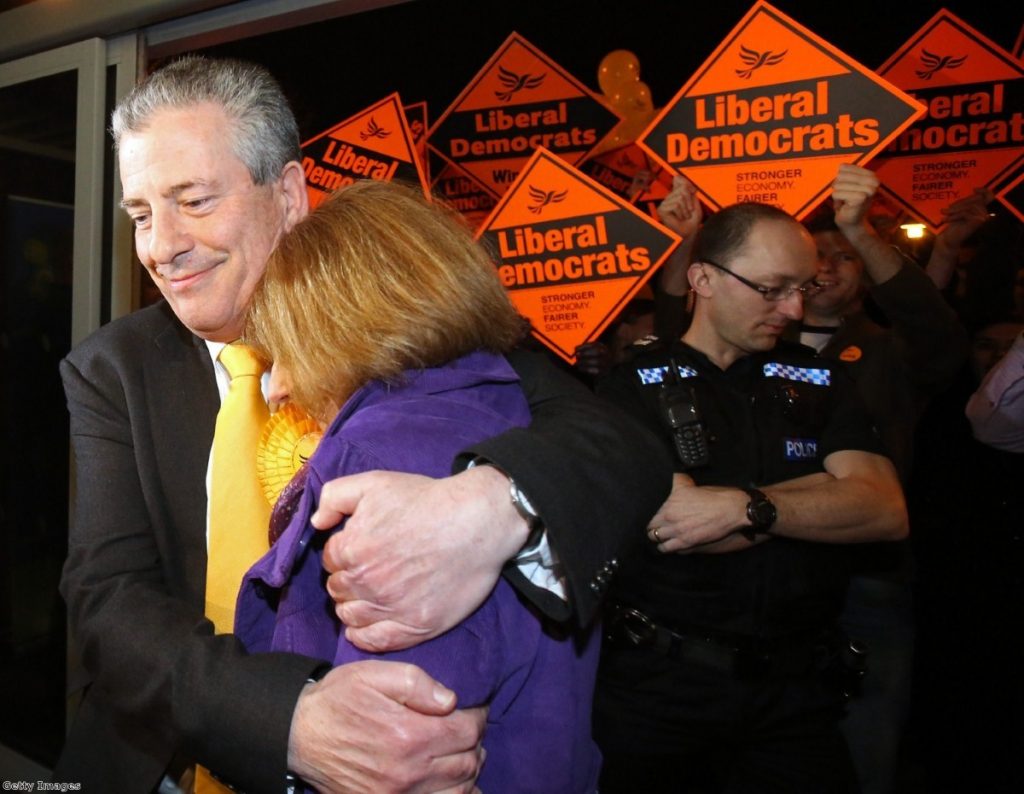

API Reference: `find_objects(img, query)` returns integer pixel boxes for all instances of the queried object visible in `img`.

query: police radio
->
[657,357,710,470]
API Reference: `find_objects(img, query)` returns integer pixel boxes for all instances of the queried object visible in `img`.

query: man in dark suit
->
[57,56,670,793]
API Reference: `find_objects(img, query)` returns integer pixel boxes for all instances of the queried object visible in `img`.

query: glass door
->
[0,37,110,772]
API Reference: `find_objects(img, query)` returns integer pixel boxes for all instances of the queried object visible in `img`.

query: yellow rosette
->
[256,403,323,506]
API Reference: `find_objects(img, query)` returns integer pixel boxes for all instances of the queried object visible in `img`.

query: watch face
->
[754,503,775,526]
[747,491,776,530]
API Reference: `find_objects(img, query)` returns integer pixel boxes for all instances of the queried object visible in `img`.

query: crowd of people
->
[54,53,1022,793]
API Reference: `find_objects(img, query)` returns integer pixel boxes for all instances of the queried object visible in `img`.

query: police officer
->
[593,201,908,793]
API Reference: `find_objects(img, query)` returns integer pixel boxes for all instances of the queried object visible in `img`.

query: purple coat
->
[235,351,601,792]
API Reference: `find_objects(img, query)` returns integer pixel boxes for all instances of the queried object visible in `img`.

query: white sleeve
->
[965,333,1024,453]
[513,530,567,601]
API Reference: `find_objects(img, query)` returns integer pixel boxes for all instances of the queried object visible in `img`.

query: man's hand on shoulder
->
[312,467,528,652]
[287,660,485,793]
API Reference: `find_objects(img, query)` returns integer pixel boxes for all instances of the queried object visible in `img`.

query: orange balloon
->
[605,81,655,146]
[618,80,654,116]
[607,87,631,111]
[616,113,654,145]
[598,50,640,95]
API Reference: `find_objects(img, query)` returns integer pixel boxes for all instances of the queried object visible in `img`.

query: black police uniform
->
[594,337,884,794]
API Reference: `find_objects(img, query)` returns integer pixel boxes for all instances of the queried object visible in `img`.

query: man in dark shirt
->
[594,200,907,793]
[800,165,967,794]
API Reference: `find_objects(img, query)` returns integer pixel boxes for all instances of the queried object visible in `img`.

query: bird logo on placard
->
[527,185,568,214]
[359,117,391,141]
[736,45,787,79]
[915,49,967,80]
[615,151,638,170]
[495,66,546,102]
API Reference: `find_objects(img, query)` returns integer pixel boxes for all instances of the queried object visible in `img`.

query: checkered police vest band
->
[762,362,831,386]
[637,365,699,385]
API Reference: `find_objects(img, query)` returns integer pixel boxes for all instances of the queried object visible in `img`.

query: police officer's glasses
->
[700,260,823,302]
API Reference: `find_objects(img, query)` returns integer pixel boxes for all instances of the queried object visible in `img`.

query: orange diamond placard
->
[580,143,677,221]
[432,161,498,232]
[638,1,924,219]
[998,169,1024,224]
[404,101,429,150]
[872,10,1024,229]
[404,100,430,181]
[301,93,429,209]
[988,154,1023,216]
[476,148,680,364]
[428,33,621,200]
[580,144,657,201]
[631,152,679,222]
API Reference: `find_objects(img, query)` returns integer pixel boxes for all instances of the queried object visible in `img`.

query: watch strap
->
[742,487,776,539]
[467,457,544,549]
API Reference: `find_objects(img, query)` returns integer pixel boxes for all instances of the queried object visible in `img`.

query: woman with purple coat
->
[234,180,600,793]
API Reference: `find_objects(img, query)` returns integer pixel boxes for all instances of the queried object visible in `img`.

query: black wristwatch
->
[742,487,776,540]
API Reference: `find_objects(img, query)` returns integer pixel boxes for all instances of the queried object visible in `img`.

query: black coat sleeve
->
[455,348,673,626]
[870,262,968,395]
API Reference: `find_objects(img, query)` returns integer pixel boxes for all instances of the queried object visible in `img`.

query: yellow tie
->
[205,343,272,633]
[198,344,272,794]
